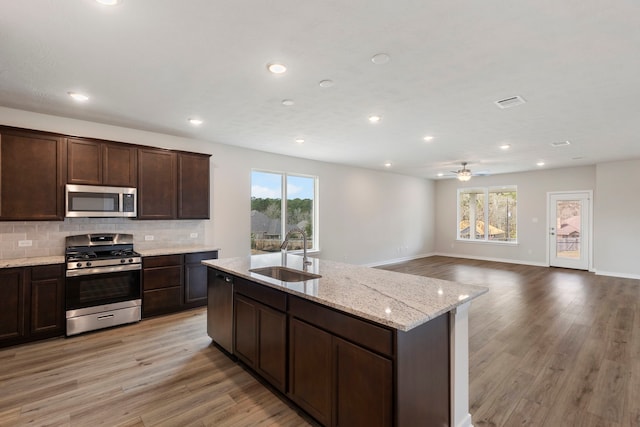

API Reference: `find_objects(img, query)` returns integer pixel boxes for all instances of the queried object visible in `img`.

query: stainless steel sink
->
[249,266,321,282]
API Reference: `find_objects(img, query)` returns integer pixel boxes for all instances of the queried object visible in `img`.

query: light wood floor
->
[1,256,639,426]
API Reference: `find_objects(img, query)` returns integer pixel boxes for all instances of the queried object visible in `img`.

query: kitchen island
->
[203,253,487,427]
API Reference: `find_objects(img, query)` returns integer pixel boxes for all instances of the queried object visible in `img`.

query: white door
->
[548,192,591,270]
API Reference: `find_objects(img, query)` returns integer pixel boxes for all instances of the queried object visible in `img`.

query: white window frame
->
[456,185,517,244]
[251,169,319,252]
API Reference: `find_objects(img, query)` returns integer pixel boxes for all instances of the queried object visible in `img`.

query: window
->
[458,186,517,242]
[251,170,317,254]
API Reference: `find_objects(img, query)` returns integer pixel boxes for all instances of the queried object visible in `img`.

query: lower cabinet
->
[289,319,393,427]
[143,250,218,317]
[0,264,64,348]
[234,280,287,392]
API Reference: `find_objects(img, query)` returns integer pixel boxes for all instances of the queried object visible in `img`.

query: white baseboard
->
[593,270,640,280]
[432,252,548,267]
[366,252,437,268]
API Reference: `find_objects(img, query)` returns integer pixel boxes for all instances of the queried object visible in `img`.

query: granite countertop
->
[136,245,220,257]
[0,256,66,268]
[203,253,488,332]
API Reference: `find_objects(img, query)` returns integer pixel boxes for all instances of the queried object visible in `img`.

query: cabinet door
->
[0,128,65,220]
[103,142,137,187]
[234,294,258,366]
[178,153,210,219]
[257,305,287,392]
[0,268,26,344]
[334,338,393,427]
[184,251,217,307]
[67,138,102,185]
[137,148,177,219]
[289,318,333,426]
[30,265,65,337]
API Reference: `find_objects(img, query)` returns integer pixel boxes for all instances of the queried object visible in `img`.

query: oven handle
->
[66,263,142,277]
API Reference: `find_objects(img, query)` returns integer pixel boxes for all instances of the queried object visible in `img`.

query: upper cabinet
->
[137,148,177,220]
[0,127,66,221]
[67,138,137,187]
[178,152,211,219]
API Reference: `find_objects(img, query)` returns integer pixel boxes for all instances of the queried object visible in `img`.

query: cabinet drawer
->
[185,251,218,264]
[289,296,393,357]
[31,264,63,280]
[143,287,182,314]
[143,254,183,268]
[235,278,287,312]
[143,266,182,290]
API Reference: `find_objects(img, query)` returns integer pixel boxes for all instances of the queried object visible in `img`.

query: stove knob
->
[128,258,134,263]
[86,262,92,267]
[121,259,126,264]
[76,262,82,268]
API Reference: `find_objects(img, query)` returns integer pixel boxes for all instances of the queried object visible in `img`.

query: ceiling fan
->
[452,162,473,181]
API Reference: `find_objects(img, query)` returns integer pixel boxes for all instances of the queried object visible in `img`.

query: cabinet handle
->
[97,314,115,321]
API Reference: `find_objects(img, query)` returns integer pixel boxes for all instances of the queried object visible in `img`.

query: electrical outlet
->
[18,240,33,247]
[190,233,198,238]
[144,235,154,241]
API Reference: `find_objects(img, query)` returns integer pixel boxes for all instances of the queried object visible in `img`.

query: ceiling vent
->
[494,95,526,109]
[550,140,571,147]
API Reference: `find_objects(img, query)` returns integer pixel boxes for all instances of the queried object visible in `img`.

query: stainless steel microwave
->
[65,184,137,218]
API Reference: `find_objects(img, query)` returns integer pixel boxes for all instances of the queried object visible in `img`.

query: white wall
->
[0,107,435,265]
[593,159,640,278]
[434,166,596,266]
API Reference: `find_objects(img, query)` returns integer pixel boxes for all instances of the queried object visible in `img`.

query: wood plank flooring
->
[1,256,639,426]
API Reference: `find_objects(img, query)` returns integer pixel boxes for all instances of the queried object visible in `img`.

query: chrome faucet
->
[280,227,312,270]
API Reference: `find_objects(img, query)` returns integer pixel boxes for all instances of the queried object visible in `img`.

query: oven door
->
[65,264,142,311]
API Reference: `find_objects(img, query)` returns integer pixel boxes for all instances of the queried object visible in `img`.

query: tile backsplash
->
[0,218,205,259]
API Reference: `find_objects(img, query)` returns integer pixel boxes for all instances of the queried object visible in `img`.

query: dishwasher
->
[207,269,234,354]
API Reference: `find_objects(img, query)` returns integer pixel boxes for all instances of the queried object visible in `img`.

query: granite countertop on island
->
[203,253,488,332]
[136,245,220,257]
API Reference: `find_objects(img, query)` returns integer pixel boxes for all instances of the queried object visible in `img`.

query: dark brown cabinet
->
[0,264,64,348]
[0,268,26,343]
[143,250,218,317]
[142,254,183,317]
[137,148,177,220]
[289,303,393,427]
[234,293,287,392]
[184,251,217,308]
[0,127,65,221]
[67,138,137,187]
[178,153,210,219]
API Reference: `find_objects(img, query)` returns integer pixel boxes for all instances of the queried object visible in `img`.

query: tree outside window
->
[251,170,317,254]
[458,186,517,242]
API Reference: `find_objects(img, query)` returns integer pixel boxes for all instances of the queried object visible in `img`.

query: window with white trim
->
[457,186,517,242]
[251,170,318,254]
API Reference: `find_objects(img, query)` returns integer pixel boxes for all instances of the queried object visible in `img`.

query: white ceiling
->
[1,0,640,179]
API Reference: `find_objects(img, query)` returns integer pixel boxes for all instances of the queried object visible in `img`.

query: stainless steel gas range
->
[65,233,142,336]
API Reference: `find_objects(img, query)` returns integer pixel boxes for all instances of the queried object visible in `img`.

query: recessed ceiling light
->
[68,92,89,102]
[423,136,434,142]
[384,162,392,168]
[371,53,391,65]
[295,138,304,144]
[319,79,334,88]
[95,0,121,5]
[500,144,511,150]
[368,115,382,123]
[188,118,203,126]
[281,99,294,106]
[537,161,545,167]
[267,63,287,74]
[437,172,444,177]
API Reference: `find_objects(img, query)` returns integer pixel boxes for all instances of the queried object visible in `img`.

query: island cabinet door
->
[334,337,393,427]
[234,294,258,366]
[289,318,333,426]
